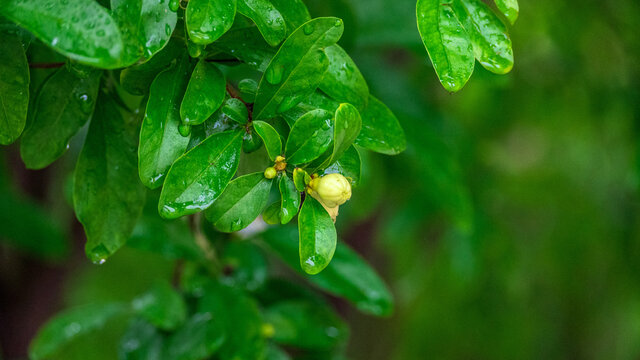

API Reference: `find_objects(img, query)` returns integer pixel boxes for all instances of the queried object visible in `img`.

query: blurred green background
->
[2,0,640,359]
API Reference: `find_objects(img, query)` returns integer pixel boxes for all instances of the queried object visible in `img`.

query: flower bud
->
[264,167,277,179]
[308,173,352,208]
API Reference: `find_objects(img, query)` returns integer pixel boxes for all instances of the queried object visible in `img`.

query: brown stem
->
[29,62,65,69]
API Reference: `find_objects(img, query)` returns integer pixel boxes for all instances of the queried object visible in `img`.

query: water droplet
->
[266,65,284,85]
[88,244,110,264]
[303,23,315,35]
[51,37,60,46]
[169,0,180,11]
[179,123,191,137]
[334,19,343,27]
[165,23,172,36]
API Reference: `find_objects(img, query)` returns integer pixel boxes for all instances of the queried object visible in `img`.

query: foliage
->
[0,0,519,359]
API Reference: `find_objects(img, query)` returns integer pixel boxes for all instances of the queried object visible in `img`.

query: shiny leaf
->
[73,95,146,264]
[158,130,243,219]
[416,0,474,92]
[298,196,337,275]
[253,17,344,120]
[165,313,226,360]
[0,0,124,68]
[319,45,369,110]
[132,281,186,331]
[221,98,249,125]
[285,109,333,165]
[181,60,226,126]
[205,172,273,232]
[118,319,164,360]
[186,0,236,45]
[20,67,100,169]
[120,38,184,95]
[0,33,29,145]
[263,300,348,350]
[237,0,286,46]
[111,0,177,65]
[29,303,130,360]
[355,95,406,155]
[269,0,311,33]
[453,0,514,74]
[494,0,519,25]
[262,227,394,316]
[198,282,265,360]
[279,174,300,224]
[323,145,361,187]
[138,57,192,189]
[253,120,282,161]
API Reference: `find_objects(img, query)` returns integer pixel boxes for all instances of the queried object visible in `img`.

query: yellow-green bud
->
[308,173,352,208]
[264,167,277,179]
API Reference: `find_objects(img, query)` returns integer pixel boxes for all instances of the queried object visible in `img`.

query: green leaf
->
[263,201,282,225]
[355,95,406,155]
[111,0,177,65]
[494,0,519,25]
[292,168,308,192]
[0,33,29,145]
[0,189,68,259]
[138,57,192,189]
[253,120,282,161]
[285,109,333,165]
[319,45,369,110]
[269,0,311,33]
[253,17,344,120]
[132,281,186,331]
[220,240,268,291]
[323,145,361,187]
[74,94,146,264]
[221,98,249,125]
[326,103,362,166]
[265,344,292,360]
[298,196,337,275]
[262,227,394,316]
[205,172,273,232]
[118,319,164,360]
[181,60,226,126]
[120,37,184,95]
[279,174,300,224]
[165,312,226,360]
[20,67,100,169]
[29,303,130,360]
[0,0,124,69]
[128,214,203,261]
[263,300,348,350]
[198,281,265,360]
[453,0,514,74]
[186,0,236,45]
[281,90,339,127]
[237,0,286,46]
[416,0,475,92]
[158,130,243,219]
[212,26,275,72]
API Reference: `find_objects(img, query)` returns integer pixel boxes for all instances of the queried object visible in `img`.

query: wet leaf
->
[186,0,236,45]
[73,94,145,264]
[132,281,186,331]
[323,145,361,187]
[453,0,514,74]
[120,37,184,95]
[279,174,300,224]
[181,60,226,126]
[0,0,124,68]
[319,45,369,110]
[111,0,177,65]
[20,67,100,169]
[138,56,192,189]
[494,0,519,25]
[262,226,394,316]
[298,196,337,275]
[253,120,282,161]
[269,0,311,34]
[0,33,29,145]
[416,0,474,92]
[158,130,243,219]
[165,312,226,360]
[285,109,333,165]
[253,17,344,120]
[205,172,273,232]
[237,0,286,46]
[355,95,406,155]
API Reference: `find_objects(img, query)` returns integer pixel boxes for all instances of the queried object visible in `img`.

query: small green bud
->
[264,167,277,179]
[308,173,352,208]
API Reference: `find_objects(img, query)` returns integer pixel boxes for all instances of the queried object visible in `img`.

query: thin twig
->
[29,62,65,69]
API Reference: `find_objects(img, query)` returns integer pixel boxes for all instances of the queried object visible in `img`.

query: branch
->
[29,62,65,69]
